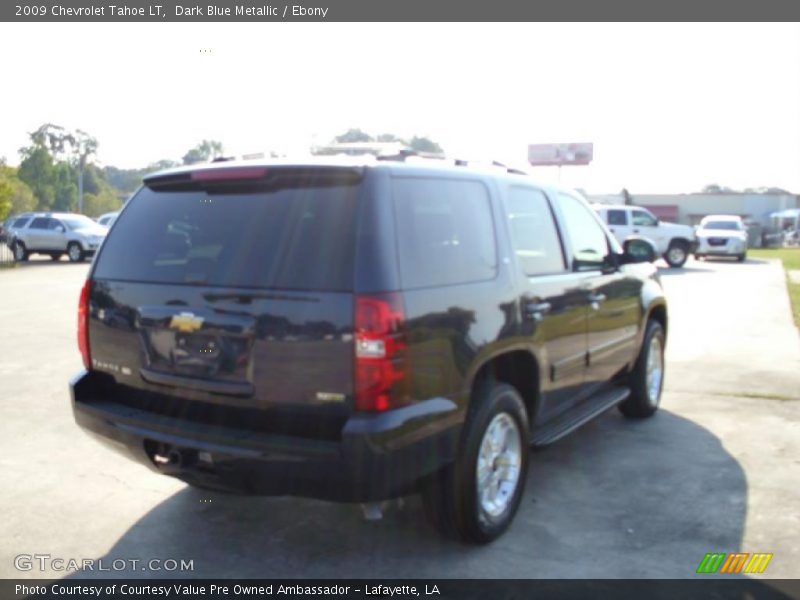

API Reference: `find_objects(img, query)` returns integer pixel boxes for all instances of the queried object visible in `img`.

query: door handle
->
[609,228,615,233]
[524,301,552,321]
[632,228,640,233]
[587,293,607,310]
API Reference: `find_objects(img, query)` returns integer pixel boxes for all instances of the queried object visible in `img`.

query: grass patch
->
[750,248,800,327]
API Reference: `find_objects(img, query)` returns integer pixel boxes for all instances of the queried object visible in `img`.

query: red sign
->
[528,143,594,166]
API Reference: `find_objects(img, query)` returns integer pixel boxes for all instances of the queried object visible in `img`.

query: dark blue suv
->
[70,157,667,543]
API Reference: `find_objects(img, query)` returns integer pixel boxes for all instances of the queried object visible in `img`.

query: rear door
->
[555,193,641,392]
[49,218,69,250]
[604,208,630,245]
[89,167,364,420]
[503,185,590,421]
[26,217,53,249]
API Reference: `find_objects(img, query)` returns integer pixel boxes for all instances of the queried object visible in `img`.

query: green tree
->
[701,183,735,193]
[408,136,443,154]
[17,146,56,210]
[183,140,224,165]
[52,163,77,212]
[0,166,37,215]
[334,129,374,143]
[18,124,99,213]
[148,159,180,171]
[70,129,98,213]
[83,187,122,217]
[0,178,12,220]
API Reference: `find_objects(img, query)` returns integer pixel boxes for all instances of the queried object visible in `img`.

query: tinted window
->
[61,216,96,230]
[632,209,658,227]
[49,219,65,230]
[393,177,496,288]
[94,172,360,291]
[12,218,30,228]
[29,217,50,230]
[557,193,610,271]
[506,187,565,275]
[607,209,628,226]
[704,221,742,231]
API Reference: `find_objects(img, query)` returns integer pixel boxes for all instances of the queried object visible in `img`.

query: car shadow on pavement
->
[699,258,768,265]
[9,259,89,268]
[65,410,751,579]
[657,265,714,276]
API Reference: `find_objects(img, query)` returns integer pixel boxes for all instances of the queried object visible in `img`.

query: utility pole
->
[77,155,85,214]
[72,130,96,215]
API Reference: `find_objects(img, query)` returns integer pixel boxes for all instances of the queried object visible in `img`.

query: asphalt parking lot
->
[0,256,798,579]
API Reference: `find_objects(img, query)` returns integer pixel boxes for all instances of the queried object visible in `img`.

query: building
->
[588,192,799,229]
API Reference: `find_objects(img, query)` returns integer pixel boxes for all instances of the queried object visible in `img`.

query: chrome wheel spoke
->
[645,336,663,405]
[475,412,522,519]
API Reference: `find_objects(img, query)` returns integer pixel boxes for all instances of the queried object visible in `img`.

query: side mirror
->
[622,237,657,264]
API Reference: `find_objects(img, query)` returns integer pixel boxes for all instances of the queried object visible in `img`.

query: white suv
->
[10,213,108,263]
[694,215,748,262]
[593,204,697,268]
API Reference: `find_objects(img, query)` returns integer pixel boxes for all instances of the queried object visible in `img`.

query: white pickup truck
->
[593,204,697,268]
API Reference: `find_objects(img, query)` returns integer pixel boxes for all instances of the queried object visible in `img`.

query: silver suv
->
[10,213,108,263]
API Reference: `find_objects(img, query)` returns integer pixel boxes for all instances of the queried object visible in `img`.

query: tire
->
[619,320,665,419]
[737,253,746,262]
[67,242,84,263]
[421,381,530,544]
[664,240,689,268]
[12,241,28,262]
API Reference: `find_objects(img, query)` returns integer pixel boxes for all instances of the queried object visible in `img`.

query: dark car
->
[70,157,667,543]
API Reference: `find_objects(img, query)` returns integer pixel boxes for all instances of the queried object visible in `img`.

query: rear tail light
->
[78,280,91,370]
[354,293,407,411]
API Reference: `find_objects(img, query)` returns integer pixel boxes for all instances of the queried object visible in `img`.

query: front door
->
[555,193,641,393]
[631,208,667,252]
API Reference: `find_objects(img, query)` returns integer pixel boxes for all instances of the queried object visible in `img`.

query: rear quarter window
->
[93,172,361,291]
[392,177,497,289]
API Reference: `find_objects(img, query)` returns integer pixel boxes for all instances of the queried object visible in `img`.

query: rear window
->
[61,216,96,230]
[93,171,361,291]
[703,221,742,231]
[392,177,496,289]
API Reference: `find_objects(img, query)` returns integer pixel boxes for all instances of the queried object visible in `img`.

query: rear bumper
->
[695,238,746,256]
[70,370,462,502]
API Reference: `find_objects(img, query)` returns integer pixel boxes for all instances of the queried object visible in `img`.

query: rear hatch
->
[87,165,363,439]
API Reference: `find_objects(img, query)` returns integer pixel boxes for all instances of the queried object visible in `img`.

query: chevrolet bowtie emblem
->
[169,312,204,333]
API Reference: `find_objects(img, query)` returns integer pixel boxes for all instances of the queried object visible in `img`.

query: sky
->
[1,22,799,194]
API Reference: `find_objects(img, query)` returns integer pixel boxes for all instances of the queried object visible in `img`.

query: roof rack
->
[377,149,530,176]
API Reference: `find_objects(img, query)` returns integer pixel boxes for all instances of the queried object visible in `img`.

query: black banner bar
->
[3,0,800,22]
[2,580,800,600]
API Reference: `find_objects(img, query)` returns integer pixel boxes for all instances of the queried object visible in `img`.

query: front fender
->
[637,274,668,351]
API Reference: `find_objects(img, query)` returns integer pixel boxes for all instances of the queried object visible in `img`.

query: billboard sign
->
[528,143,594,166]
